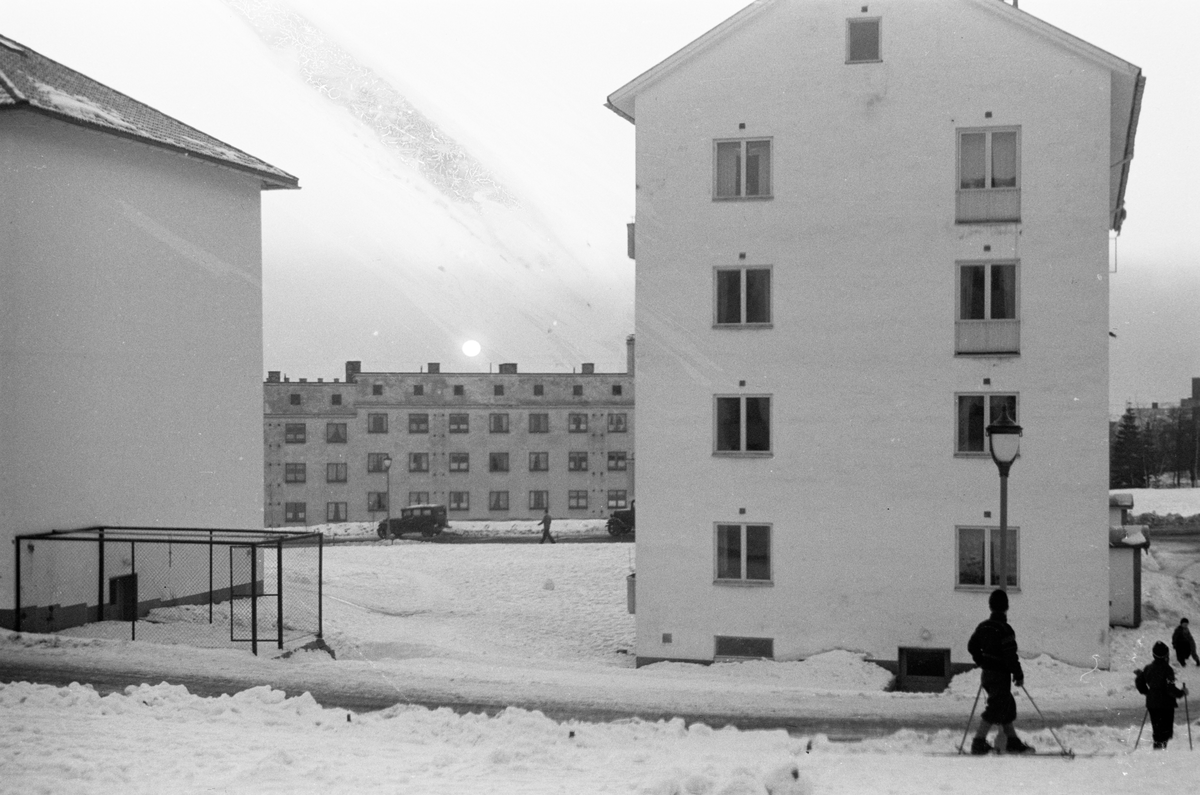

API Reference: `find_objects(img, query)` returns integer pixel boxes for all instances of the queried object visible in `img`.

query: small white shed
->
[1108,493,1148,628]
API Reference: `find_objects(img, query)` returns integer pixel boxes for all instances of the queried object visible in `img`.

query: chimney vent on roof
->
[267,371,281,383]
[498,363,517,374]
[428,363,440,374]
[581,363,595,374]
[346,361,362,383]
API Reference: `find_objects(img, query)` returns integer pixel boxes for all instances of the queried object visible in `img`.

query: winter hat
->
[1183,618,1190,625]
[1153,641,1170,660]
[988,589,1009,613]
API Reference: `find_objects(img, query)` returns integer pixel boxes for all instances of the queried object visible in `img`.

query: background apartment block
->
[264,338,635,526]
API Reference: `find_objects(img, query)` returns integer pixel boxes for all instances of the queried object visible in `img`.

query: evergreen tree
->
[1110,408,1147,488]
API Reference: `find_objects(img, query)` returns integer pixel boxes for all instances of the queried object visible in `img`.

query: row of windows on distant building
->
[710,394,1017,455]
[284,450,629,481]
[284,488,631,523]
[283,412,627,441]
[287,383,625,406]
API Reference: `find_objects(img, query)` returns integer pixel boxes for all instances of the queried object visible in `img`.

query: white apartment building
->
[607,0,1142,671]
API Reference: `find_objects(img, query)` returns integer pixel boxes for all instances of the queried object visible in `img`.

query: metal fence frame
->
[13,526,322,655]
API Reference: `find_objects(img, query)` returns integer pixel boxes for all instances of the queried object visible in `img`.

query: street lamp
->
[986,409,1022,592]
[382,455,393,540]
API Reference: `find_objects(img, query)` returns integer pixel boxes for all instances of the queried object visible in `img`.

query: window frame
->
[955,393,1019,456]
[956,126,1021,224]
[366,452,390,473]
[326,462,347,483]
[449,452,470,473]
[528,413,550,433]
[955,525,1021,591]
[284,462,306,483]
[713,395,773,456]
[408,413,429,434]
[607,451,628,471]
[326,502,347,522]
[607,413,628,433]
[713,137,773,200]
[606,490,628,509]
[367,413,388,434]
[714,522,773,585]
[408,491,429,505]
[488,452,510,473]
[955,260,1020,356]
[568,413,588,433]
[448,413,470,434]
[366,491,388,513]
[448,491,469,511]
[488,491,510,511]
[326,422,347,444]
[567,451,589,472]
[408,452,429,473]
[714,266,773,328]
[529,490,549,511]
[529,452,549,472]
[489,413,510,434]
[284,423,306,444]
[845,17,882,64]
[568,490,588,509]
[284,502,306,523]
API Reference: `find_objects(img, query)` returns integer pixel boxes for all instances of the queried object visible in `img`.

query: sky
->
[3,493,1199,793]
[1,0,1196,413]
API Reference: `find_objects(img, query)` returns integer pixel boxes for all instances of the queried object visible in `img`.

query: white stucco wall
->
[0,111,266,615]
[631,0,1116,668]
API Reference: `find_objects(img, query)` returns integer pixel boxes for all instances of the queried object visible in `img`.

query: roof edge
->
[606,0,777,123]
[1112,72,1145,233]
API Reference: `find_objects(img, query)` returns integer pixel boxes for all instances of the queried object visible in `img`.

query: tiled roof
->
[0,34,298,190]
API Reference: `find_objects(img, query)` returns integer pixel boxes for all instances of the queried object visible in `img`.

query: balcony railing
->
[956,319,1020,355]
[956,188,1020,224]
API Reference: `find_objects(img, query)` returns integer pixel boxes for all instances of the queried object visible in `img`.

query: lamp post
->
[382,455,393,540]
[986,410,1022,592]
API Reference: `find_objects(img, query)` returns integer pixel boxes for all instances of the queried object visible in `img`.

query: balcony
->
[956,188,1020,224]
[956,319,1020,355]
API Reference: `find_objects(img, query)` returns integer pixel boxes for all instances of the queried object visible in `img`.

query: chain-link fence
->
[13,527,322,655]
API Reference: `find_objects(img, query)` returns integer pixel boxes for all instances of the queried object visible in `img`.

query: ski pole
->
[1133,708,1148,751]
[1021,684,1073,757]
[1186,688,1192,751]
[958,682,983,754]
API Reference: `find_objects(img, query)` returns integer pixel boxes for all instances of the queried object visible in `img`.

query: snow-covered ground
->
[2,491,1198,793]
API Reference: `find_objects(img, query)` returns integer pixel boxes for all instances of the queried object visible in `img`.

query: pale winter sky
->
[3,0,1196,414]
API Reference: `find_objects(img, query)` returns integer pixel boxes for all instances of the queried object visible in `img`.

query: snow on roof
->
[0,35,298,190]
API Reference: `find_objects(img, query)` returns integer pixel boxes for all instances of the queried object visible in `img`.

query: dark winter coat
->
[1172,625,1197,658]
[1135,658,1185,711]
[968,612,1025,683]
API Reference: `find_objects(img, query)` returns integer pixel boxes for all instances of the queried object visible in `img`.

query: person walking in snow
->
[967,589,1033,754]
[1171,617,1200,667]
[539,509,555,544]
[1135,641,1188,750]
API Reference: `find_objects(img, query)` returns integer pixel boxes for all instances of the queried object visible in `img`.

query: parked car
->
[606,502,635,537]
[377,504,448,538]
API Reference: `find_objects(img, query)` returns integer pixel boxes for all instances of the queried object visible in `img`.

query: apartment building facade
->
[607,0,1142,669]
[264,339,635,526]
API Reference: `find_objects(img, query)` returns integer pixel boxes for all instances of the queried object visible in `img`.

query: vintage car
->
[377,504,448,538]
[606,502,635,537]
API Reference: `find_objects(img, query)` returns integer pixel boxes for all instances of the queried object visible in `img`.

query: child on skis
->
[1135,641,1188,750]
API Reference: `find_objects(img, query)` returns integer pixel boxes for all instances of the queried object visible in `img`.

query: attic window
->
[846,18,881,63]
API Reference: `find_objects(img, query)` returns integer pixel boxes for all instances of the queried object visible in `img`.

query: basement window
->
[714,635,774,661]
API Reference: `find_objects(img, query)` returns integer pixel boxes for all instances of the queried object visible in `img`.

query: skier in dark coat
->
[1171,618,1200,667]
[539,510,555,544]
[967,589,1032,754]
[1135,641,1188,749]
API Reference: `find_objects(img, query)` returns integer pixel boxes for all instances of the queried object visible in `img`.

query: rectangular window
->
[372,384,383,396]
[489,413,510,433]
[533,384,544,396]
[607,451,628,471]
[957,262,1019,355]
[607,490,628,509]
[331,394,342,406]
[289,394,301,406]
[326,422,347,444]
[285,423,306,444]
[326,502,347,522]
[715,396,772,453]
[607,413,628,433]
[413,384,424,396]
[284,463,306,483]
[367,413,388,434]
[846,17,881,63]
[408,491,429,505]
[489,491,509,511]
[489,452,510,473]
[573,385,584,396]
[284,502,306,523]
[367,492,388,512]
[528,413,550,433]
[367,452,390,473]
[449,413,470,433]
[409,452,429,473]
[408,413,429,434]
[449,491,470,511]
[568,413,588,433]
[568,490,588,509]
[568,452,589,472]
[529,490,549,511]
[529,452,549,472]
[449,453,470,473]
[957,526,1020,589]
[714,636,774,660]
[326,462,347,483]
[956,128,1020,223]
[715,267,771,326]
[716,523,772,582]
[612,385,623,396]
[494,385,504,396]
[714,139,772,199]
[956,394,1018,454]
[453,385,465,396]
